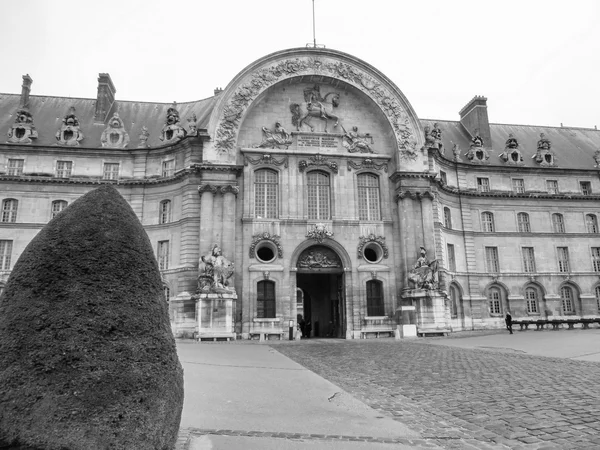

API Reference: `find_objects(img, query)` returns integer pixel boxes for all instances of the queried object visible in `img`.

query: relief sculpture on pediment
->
[255,121,292,149]
[290,84,341,133]
[342,126,374,153]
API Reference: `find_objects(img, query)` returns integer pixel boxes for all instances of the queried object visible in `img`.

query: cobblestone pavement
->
[272,339,600,450]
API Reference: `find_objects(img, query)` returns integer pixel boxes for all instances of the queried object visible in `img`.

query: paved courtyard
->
[273,330,600,449]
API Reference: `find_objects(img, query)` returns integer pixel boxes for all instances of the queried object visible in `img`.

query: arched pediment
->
[206,48,423,164]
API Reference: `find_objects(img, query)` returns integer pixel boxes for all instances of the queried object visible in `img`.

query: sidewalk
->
[175,341,439,450]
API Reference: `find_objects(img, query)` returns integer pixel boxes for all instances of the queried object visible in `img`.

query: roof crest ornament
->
[55,107,84,146]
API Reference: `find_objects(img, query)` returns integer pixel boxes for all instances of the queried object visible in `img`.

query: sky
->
[1,0,599,128]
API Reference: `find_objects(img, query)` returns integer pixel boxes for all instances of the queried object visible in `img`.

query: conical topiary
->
[0,184,184,450]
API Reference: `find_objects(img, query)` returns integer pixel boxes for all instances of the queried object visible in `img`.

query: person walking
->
[505,311,513,334]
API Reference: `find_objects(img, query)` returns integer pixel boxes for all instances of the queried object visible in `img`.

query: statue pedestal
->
[195,292,237,341]
[395,305,417,339]
[401,289,450,336]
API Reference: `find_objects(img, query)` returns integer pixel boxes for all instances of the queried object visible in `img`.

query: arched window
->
[0,240,12,270]
[357,173,380,221]
[560,286,575,314]
[517,212,530,232]
[449,284,459,318]
[488,286,502,315]
[159,200,172,224]
[366,280,384,316]
[586,214,598,233]
[51,200,68,219]
[443,207,452,229]
[257,280,276,318]
[552,213,565,233]
[307,171,330,220]
[481,212,495,232]
[255,169,278,219]
[525,287,539,314]
[1,199,18,223]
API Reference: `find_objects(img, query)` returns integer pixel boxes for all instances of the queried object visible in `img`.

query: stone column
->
[198,185,217,255]
[220,185,239,257]
[395,193,410,286]
[419,191,436,257]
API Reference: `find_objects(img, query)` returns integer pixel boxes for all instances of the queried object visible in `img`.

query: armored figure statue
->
[198,243,234,292]
[138,126,150,148]
[408,247,439,290]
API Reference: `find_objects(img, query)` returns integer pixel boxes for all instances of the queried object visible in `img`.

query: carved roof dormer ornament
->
[137,126,150,148]
[464,129,489,164]
[159,103,186,144]
[100,113,130,148]
[55,107,84,146]
[7,108,38,144]
[499,133,523,165]
[533,133,557,167]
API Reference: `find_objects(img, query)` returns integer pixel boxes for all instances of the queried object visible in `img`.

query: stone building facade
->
[1,48,599,339]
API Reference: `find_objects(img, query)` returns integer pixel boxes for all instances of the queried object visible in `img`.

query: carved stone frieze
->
[342,126,374,153]
[100,113,130,148]
[137,126,150,148]
[244,154,288,168]
[213,56,418,159]
[249,232,283,259]
[298,154,338,174]
[297,246,341,269]
[347,158,388,173]
[255,122,292,149]
[55,107,84,146]
[357,233,389,259]
[7,109,38,144]
[306,223,334,243]
[160,103,187,144]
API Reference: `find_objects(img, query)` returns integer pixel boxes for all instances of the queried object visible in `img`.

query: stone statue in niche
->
[55,107,84,146]
[138,126,150,148]
[408,246,439,290]
[342,126,374,153]
[197,243,235,293]
[533,133,556,166]
[187,114,198,136]
[159,103,187,143]
[499,133,523,164]
[7,109,38,144]
[290,84,341,133]
[255,121,292,149]
[100,113,130,148]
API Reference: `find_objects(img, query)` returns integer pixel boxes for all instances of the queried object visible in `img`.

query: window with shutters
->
[257,280,276,318]
[366,280,385,316]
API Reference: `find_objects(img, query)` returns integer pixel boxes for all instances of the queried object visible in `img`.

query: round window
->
[255,241,277,263]
[363,243,383,264]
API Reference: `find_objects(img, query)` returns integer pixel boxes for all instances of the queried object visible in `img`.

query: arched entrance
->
[295,245,345,338]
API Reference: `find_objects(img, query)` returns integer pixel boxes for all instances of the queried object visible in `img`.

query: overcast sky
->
[1,0,598,128]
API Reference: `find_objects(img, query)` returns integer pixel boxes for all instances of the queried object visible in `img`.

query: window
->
[164,285,170,302]
[485,246,500,272]
[51,200,68,219]
[254,169,278,219]
[596,286,600,311]
[586,214,598,233]
[1,199,18,223]
[307,171,330,220]
[357,173,380,220]
[488,287,502,315]
[162,159,175,177]
[560,286,574,314]
[159,200,172,224]
[525,287,539,314]
[157,240,169,270]
[512,178,525,194]
[557,247,570,273]
[546,180,558,194]
[103,163,120,180]
[580,181,592,195]
[257,280,276,318]
[7,159,24,176]
[443,207,452,229]
[552,213,565,233]
[477,177,490,193]
[366,280,385,316]
[517,212,530,232]
[447,243,456,272]
[449,284,459,318]
[0,240,12,270]
[522,247,536,273]
[481,212,495,232]
[592,248,600,272]
[56,160,73,178]
[439,170,447,185]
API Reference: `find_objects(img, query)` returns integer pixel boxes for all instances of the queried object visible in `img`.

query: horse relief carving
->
[290,84,340,133]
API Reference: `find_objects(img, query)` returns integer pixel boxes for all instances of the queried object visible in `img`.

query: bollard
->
[289,320,294,341]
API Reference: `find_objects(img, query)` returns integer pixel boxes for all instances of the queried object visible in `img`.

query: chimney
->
[20,74,33,109]
[459,95,491,148]
[94,73,116,123]
[214,87,223,96]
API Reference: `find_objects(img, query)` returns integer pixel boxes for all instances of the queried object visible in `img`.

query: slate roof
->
[421,119,600,170]
[0,93,217,148]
